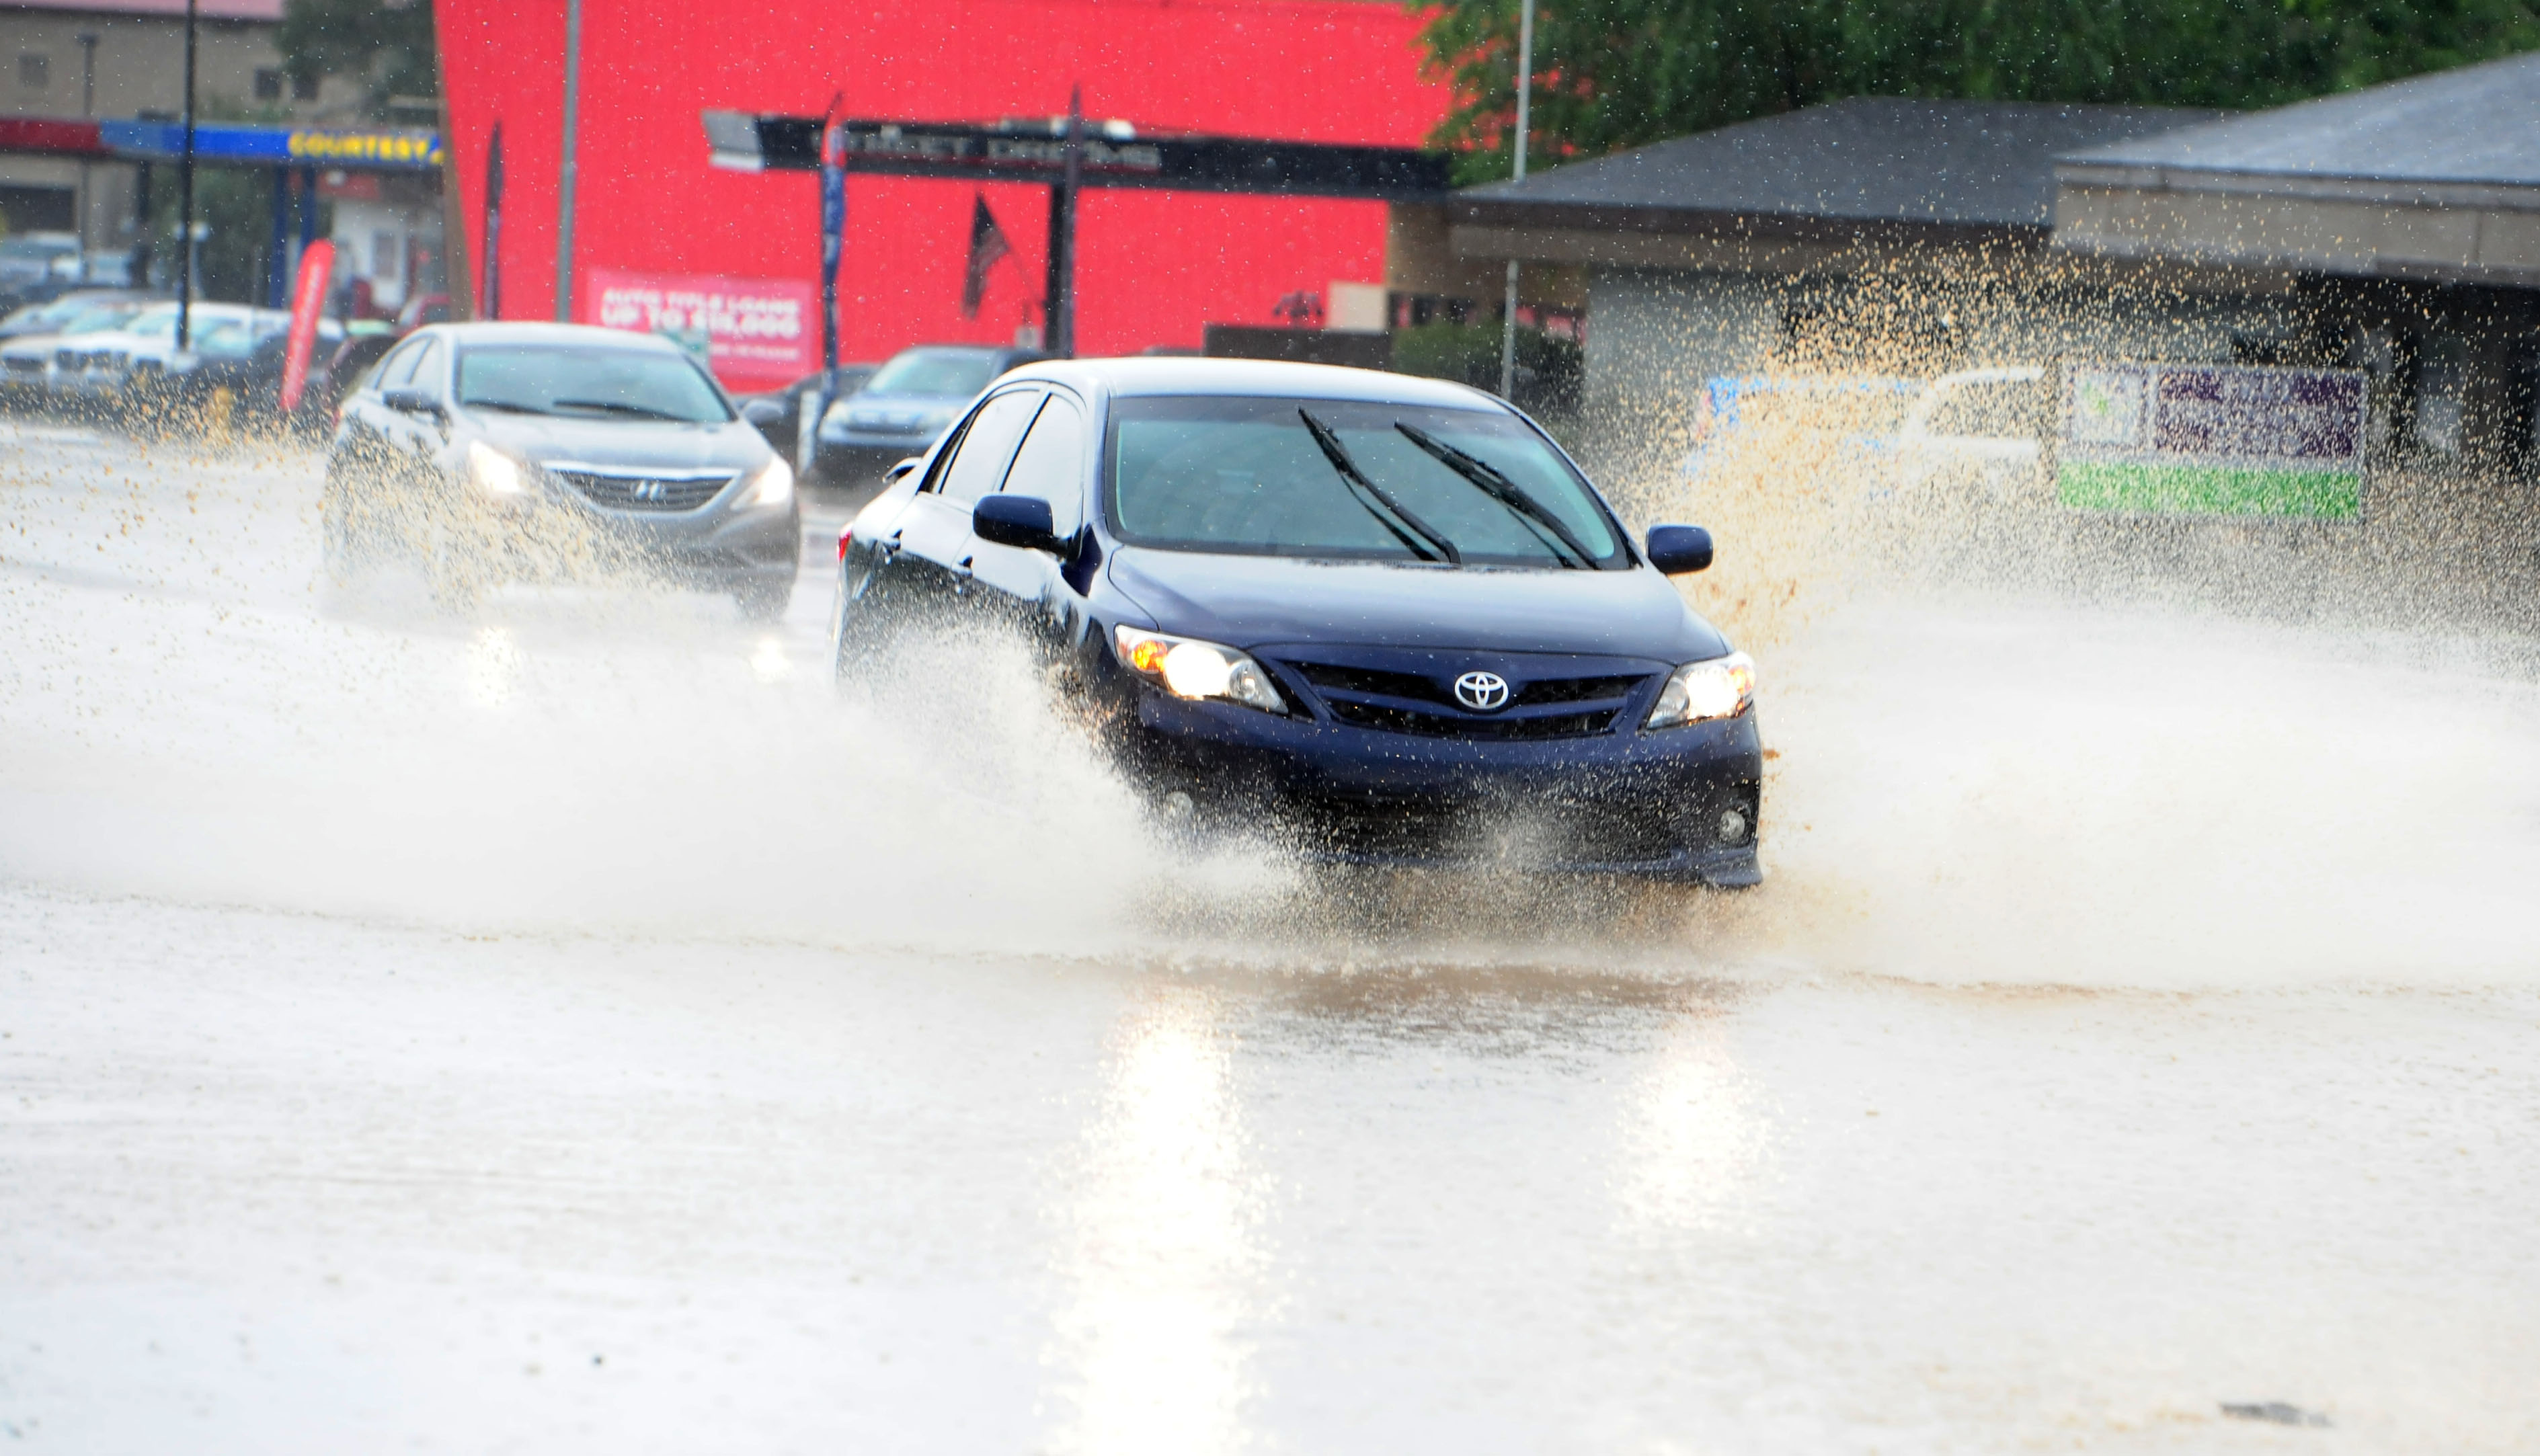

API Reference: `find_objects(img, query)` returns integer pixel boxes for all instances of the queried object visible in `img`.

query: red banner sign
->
[583,268,814,387]
[278,239,335,413]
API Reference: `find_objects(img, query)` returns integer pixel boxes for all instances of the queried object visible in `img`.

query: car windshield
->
[192,322,262,358]
[60,302,147,335]
[122,311,184,343]
[865,348,1001,397]
[1107,395,1628,569]
[4,296,93,330]
[454,345,732,422]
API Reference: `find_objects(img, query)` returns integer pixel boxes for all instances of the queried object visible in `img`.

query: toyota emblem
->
[1454,670,1511,712]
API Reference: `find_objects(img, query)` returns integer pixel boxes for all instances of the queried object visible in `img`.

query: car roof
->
[421,321,684,352]
[1006,356,1509,409]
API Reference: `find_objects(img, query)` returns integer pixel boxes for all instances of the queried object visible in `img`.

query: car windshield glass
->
[61,303,144,334]
[1107,395,1627,568]
[192,322,260,358]
[865,348,1000,397]
[0,239,75,261]
[124,311,183,343]
[5,296,89,329]
[454,346,731,422]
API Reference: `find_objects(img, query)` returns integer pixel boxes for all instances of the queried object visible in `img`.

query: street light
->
[1495,0,1534,401]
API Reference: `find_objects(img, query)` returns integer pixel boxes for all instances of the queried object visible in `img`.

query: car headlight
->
[1114,625,1288,714]
[1643,651,1755,731]
[743,455,794,507]
[467,440,528,497]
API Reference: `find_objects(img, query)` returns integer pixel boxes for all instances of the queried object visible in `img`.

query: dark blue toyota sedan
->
[831,358,1762,885]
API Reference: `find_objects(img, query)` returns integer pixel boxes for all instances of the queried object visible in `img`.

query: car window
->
[406,337,446,393]
[869,348,1003,397]
[1105,395,1627,568]
[454,344,731,422]
[934,390,1044,507]
[374,339,424,389]
[1000,394,1086,536]
[1926,379,2045,440]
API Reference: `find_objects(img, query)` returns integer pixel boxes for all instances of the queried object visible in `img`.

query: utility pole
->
[1043,87,1084,359]
[1496,0,1534,401]
[177,0,197,348]
[75,34,95,258]
[555,0,582,322]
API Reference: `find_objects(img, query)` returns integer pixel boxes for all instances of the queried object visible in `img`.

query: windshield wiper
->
[463,399,551,416]
[1392,423,1596,568]
[549,398,690,421]
[1297,410,1460,565]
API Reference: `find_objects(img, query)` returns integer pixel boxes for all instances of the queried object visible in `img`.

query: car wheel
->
[734,576,791,623]
[421,516,482,614]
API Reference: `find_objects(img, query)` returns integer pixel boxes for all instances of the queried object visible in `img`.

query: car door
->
[865,385,1044,619]
[967,389,1090,647]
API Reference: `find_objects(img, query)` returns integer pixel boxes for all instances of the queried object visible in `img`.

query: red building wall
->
[434,0,1445,390]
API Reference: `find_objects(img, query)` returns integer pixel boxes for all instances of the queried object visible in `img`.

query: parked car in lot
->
[832,358,1762,883]
[1893,365,2050,499]
[812,344,1041,487]
[48,303,264,409]
[736,362,876,463]
[323,323,799,617]
[0,292,165,401]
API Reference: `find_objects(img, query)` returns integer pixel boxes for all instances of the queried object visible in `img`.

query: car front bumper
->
[1119,690,1764,885]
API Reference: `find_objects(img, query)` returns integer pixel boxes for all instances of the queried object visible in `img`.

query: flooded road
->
[3,421,2537,1452]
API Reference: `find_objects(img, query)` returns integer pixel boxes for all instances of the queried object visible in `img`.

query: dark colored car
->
[831,358,1762,883]
[811,344,1042,487]
[324,323,799,618]
[737,363,875,463]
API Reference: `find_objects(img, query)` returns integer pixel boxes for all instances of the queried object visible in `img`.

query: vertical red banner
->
[278,240,336,413]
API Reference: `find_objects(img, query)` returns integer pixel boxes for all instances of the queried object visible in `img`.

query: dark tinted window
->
[935,391,1043,506]
[1000,395,1086,535]
[1105,395,1625,567]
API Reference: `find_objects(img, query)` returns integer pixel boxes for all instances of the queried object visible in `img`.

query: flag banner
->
[2059,362,2368,519]
[961,193,1012,318]
[278,240,335,413]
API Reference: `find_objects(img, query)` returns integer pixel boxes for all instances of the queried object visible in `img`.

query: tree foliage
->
[1419,0,2540,183]
[278,0,438,120]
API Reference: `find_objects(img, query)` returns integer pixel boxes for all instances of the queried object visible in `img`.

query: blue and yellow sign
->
[101,120,446,171]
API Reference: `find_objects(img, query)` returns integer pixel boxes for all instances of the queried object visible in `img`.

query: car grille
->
[1276,658,1653,741]
[1279,786,1702,864]
[555,469,734,514]
[4,356,44,376]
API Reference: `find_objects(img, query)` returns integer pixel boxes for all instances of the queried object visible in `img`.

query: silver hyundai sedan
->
[322,322,798,616]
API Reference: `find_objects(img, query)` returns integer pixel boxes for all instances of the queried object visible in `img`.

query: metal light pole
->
[555,0,583,322]
[177,0,198,348]
[75,33,96,257]
[1495,0,1534,401]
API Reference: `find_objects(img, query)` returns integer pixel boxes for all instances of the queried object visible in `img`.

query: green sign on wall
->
[2059,363,2368,519]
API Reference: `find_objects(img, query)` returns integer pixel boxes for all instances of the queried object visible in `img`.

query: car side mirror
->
[1645,524,1714,575]
[885,456,924,484]
[740,397,784,427]
[973,493,1062,554]
[381,386,440,416]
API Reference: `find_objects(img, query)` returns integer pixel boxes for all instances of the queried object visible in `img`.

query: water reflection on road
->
[1043,987,1260,1455]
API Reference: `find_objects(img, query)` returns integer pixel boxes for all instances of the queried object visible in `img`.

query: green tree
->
[278,0,438,121]
[1419,0,2540,184]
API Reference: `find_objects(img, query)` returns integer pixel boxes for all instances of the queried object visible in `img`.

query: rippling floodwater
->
[3,418,2535,1452]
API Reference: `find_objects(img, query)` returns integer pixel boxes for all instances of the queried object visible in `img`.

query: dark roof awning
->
[1454,98,2217,243]
[701,111,1450,200]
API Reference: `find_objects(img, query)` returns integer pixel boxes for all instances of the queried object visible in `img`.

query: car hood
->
[465,411,772,471]
[1106,547,1730,663]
